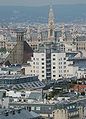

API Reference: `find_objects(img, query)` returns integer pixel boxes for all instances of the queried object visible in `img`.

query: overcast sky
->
[0,0,86,6]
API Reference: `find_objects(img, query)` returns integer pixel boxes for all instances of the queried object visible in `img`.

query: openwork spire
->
[48,0,54,22]
[48,0,55,40]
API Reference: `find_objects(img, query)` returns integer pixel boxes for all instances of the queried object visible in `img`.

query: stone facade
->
[53,104,84,119]
[5,29,33,65]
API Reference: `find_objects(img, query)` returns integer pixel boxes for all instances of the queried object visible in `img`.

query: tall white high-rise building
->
[30,43,75,81]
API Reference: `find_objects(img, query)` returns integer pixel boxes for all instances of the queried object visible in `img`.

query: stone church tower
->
[5,29,33,65]
[5,29,25,64]
[16,29,25,64]
[48,5,55,40]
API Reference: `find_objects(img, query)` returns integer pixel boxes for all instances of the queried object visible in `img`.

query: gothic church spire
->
[48,0,55,40]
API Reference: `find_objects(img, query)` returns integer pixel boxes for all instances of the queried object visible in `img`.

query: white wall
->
[51,53,66,80]
[77,69,86,79]
[6,91,21,98]
[30,52,77,81]
[32,53,46,81]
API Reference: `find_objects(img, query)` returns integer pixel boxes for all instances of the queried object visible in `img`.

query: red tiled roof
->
[73,84,86,93]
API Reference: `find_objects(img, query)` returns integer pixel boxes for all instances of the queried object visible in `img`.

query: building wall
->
[0,35,5,49]
[1,97,9,108]
[22,64,32,75]
[77,69,86,79]
[26,43,86,81]
[30,51,75,81]
[64,43,76,52]
[76,41,86,51]
[51,53,66,79]
[5,43,24,64]
[5,45,17,64]
[5,31,25,64]
[53,106,84,119]
[66,60,76,78]
[31,53,46,81]
[0,90,9,108]
[5,41,16,52]
[53,109,68,119]
[0,34,16,52]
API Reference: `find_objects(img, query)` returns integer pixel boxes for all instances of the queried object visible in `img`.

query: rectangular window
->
[36,62,39,65]
[33,62,35,64]
[53,54,55,56]
[53,70,55,73]
[42,71,44,73]
[36,107,40,110]
[42,58,44,60]
[31,107,35,110]
[64,66,66,68]
[64,70,66,73]
[41,54,44,56]
[36,66,39,69]
[33,66,35,68]
[53,58,55,60]
[53,67,55,69]
[42,63,44,65]
[36,58,39,60]
[53,62,55,65]
[64,58,66,60]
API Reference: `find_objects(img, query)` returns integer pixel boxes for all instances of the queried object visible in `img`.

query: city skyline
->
[0,0,86,6]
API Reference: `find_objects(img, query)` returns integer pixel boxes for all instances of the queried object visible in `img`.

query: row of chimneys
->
[3,107,31,116]
[4,109,21,116]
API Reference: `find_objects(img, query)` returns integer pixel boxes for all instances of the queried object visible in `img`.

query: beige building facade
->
[53,104,84,119]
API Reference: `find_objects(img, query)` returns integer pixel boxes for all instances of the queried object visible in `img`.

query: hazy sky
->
[0,0,86,6]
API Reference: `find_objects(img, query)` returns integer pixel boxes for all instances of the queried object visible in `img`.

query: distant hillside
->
[0,4,86,23]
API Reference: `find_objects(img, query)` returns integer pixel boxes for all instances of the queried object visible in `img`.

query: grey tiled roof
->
[0,109,40,119]
[29,92,42,101]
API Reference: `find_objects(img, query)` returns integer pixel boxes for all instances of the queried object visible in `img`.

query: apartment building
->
[53,102,84,119]
[29,43,75,81]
